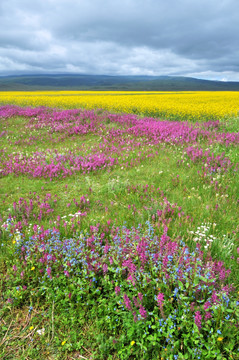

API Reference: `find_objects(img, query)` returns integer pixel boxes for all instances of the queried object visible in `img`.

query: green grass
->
[0,110,239,359]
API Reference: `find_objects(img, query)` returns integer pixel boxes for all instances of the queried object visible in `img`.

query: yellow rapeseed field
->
[0,90,239,121]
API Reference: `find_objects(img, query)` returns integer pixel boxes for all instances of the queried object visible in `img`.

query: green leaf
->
[178,281,184,289]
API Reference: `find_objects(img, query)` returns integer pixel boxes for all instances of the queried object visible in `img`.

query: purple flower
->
[64,270,70,277]
[195,311,202,330]
[115,286,121,295]
[203,301,211,311]
[190,302,195,311]
[139,305,147,319]
[127,274,136,285]
[219,269,226,280]
[138,292,143,302]
[211,291,219,304]
[205,312,212,321]
[133,311,138,323]
[123,294,132,311]
[103,263,108,274]
[157,292,164,307]
[12,265,17,272]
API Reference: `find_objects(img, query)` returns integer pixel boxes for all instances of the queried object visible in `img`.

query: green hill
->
[1,74,239,91]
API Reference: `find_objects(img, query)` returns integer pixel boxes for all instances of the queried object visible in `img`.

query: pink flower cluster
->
[1,105,238,180]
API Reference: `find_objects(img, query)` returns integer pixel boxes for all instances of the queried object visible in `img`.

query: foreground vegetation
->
[0,103,239,359]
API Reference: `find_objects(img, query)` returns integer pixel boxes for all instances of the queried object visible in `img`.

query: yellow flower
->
[12,240,16,244]
[31,266,35,270]
[130,341,135,346]
[217,337,223,341]
[61,340,66,346]
[29,326,34,330]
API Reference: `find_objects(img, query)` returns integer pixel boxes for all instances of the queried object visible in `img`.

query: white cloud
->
[0,0,239,80]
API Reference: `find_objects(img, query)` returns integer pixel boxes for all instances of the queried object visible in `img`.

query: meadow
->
[0,91,239,360]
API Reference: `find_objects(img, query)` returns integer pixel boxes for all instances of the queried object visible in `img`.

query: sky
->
[0,0,239,81]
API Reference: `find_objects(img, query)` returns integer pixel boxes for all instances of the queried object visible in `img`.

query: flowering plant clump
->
[0,106,238,181]
[2,191,91,233]
[2,219,238,359]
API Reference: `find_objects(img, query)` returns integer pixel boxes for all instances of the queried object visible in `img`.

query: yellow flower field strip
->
[0,91,239,120]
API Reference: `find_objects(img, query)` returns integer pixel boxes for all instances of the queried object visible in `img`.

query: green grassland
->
[0,109,238,360]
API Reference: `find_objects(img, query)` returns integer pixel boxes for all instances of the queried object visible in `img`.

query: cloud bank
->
[1,0,239,80]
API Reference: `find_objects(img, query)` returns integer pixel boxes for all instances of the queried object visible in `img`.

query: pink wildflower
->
[138,292,143,302]
[157,292,164,307]
[139,305,147,319]
[115,286,121,295]
[195,311,202,330]
[133,311,138,323]
[46,267,51,276]
[190,302,195,312]
[203,301,211,311]
[123,294,132,311]
[64,270,70,277]
[205,312,212,321]
[103,263,108,274]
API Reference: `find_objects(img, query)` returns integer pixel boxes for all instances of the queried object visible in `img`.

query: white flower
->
[36,328,45,335]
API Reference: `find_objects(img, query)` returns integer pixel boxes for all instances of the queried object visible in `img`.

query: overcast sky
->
[0,0,239,80]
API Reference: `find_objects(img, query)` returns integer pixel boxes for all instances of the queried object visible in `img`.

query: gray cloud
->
[0,0,239,80]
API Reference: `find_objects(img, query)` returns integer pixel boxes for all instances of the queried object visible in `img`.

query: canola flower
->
[0,91,239,121]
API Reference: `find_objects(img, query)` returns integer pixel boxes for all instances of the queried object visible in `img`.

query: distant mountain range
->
[1,74,239,91]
